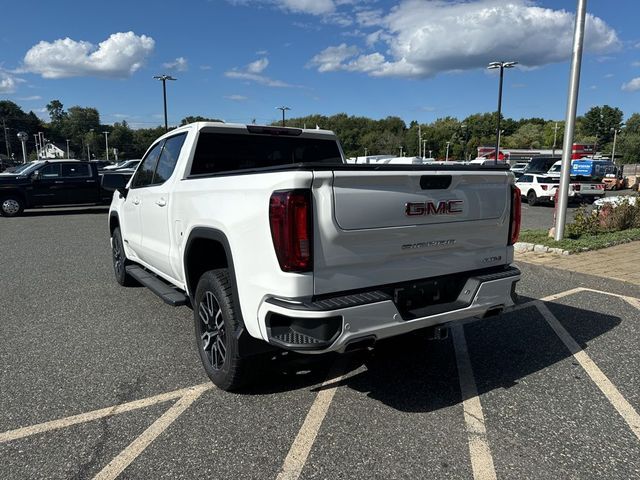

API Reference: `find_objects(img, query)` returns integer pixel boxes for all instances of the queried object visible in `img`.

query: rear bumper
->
[257,266,520,353]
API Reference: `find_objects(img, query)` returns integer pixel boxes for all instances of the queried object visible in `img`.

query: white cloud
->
[225,94,248,101]
[163,57,188,71]
[200,65,213,70]
[633,61,640,67]
[604,73,615,78]
[247,58,268,73]
[281,0,335,15]
[225,57,297,87]
[622,78,640,92]
[309,0,620,78]
[22,32,155,79]
[17,95,42,101]
[0,71,20,93]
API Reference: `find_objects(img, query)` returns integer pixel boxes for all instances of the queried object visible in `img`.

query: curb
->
[514,242,571,256]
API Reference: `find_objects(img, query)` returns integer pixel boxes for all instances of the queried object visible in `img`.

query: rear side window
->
[153,133,187,184]
[518,175,532,183]
[61,163,90,177]
[190,132,342,175]
[40,164,61,178]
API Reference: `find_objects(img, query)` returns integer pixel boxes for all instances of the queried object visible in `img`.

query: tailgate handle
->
[420,175,452,190]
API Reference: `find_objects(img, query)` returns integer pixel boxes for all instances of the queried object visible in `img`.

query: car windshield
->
[9,162,42,175]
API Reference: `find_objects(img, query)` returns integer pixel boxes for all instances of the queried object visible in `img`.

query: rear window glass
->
[190,132,342,175]
[539,177,559,184]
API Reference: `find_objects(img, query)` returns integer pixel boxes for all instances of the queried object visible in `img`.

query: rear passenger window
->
[61,163,90,177]
[153,133,187,184]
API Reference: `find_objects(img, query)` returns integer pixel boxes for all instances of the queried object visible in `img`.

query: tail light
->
[269,190,312,272]
[541,185,548,191]
[573,184,581,191]
[509,186,521,246]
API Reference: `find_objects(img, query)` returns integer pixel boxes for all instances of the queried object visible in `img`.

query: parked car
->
[0,160,126,217]
[517,173,605,206]
[521,157,558,175]
[105,122,522,390]
[510,162,528,176]
[90,160,114,171]
[103,159,141,171]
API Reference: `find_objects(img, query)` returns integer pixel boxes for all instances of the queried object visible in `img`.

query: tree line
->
[1,99,638,163]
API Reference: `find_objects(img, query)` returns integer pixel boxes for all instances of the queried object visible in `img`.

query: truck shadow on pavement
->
[247,298,621,411]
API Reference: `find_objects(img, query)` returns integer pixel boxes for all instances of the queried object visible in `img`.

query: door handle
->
[155,198,167,207]
[132,198,140,206]
[54,181,64,184]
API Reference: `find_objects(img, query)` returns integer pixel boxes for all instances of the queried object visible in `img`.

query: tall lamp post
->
[103,131,110,162]
[445,141,451,161]
[611,126,621,163]
[276,106,290,127]
[154,74,177,131]
[66,139,70,159]
[488,61,517,164]
[17,131,28,163]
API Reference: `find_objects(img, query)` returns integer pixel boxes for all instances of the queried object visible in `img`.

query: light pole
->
[423,140,427,159]
[276,106,290,127]
[399,146,403,157]
[154,74,177,131]
[87,129,94,160]
[17,132,28,163]
[429,149,432,159]
[33,134,40,159]
[364,147,368,157]
[552,122,560,158]
[611,127,621,163]
[445,141,451,161]
[66,139,70,159]
[103,131,110,162]
[488,61,517,164]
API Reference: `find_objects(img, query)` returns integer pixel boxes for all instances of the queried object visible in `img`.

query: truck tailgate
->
[312,169,513,295]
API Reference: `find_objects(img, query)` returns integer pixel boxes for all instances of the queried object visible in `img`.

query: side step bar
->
[126,265,188,306]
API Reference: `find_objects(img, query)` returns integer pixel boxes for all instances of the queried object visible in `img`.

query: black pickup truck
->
[0,160,124,217]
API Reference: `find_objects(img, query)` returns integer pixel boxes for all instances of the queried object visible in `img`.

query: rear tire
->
[111,227,135,286]
[0,195,24,217]
[527,190,538,206]
[194,269,252,391]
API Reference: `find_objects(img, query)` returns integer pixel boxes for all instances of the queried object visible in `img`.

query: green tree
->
[46,100,66,123]
[580,105,624,147]
[180,116,223,126]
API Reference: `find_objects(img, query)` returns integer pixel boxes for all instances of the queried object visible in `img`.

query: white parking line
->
[276,362,344,480]
[451,325,497,480]
[535,301,640,441]
[0,383,212,444]
[94,383,212,480]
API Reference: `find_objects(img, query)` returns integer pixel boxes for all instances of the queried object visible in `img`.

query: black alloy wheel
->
[111,227,135,286]
[527,190,538,206]
[198,290,227,371]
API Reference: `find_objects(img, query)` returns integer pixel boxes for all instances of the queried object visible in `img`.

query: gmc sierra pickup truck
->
[0,160,116,216]
[105,122,522,390]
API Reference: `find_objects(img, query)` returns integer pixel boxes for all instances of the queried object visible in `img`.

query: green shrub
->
[566,205,600,238]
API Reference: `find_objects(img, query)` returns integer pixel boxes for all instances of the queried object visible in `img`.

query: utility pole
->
[555,0,587,241]
[33,134,40,159]
[611,127,620,163]
[66,139,70,159]
[17,132,28,163]
[2,118,11,160]
[276,106,290,127]
[418,124,422,158]
[154,74,177,131]
[552,122,560,158]
[423,140,427,159]
[103,131,110,161]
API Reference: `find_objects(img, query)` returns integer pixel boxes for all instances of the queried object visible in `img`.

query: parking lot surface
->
[1,207,640,479]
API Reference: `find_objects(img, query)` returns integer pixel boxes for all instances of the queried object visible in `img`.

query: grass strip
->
[519,228,640,253]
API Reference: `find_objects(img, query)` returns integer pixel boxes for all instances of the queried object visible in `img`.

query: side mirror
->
[102,172,130,198]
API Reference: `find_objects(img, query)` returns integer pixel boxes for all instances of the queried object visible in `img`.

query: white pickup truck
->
[104,122,522,390]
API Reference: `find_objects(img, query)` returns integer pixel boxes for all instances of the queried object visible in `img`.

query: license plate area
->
[391,276,466,320]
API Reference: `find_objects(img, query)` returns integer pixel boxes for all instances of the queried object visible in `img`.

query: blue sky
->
[1,0,638,128]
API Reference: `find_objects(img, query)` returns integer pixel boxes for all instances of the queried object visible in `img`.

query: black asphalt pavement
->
[1,206,639,479]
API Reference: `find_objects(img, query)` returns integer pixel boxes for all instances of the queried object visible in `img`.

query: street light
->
[276,106,290,127]
[611,126,622,163]
[154,74,177,131]
[445,141,451,161]
[103,131,110,162]
[488,60,518,164]
[17,131,28,163]
[87,129,94,160]
[66,139,70,159]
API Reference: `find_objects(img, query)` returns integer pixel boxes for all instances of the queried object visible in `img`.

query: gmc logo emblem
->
[405,200,463,216]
